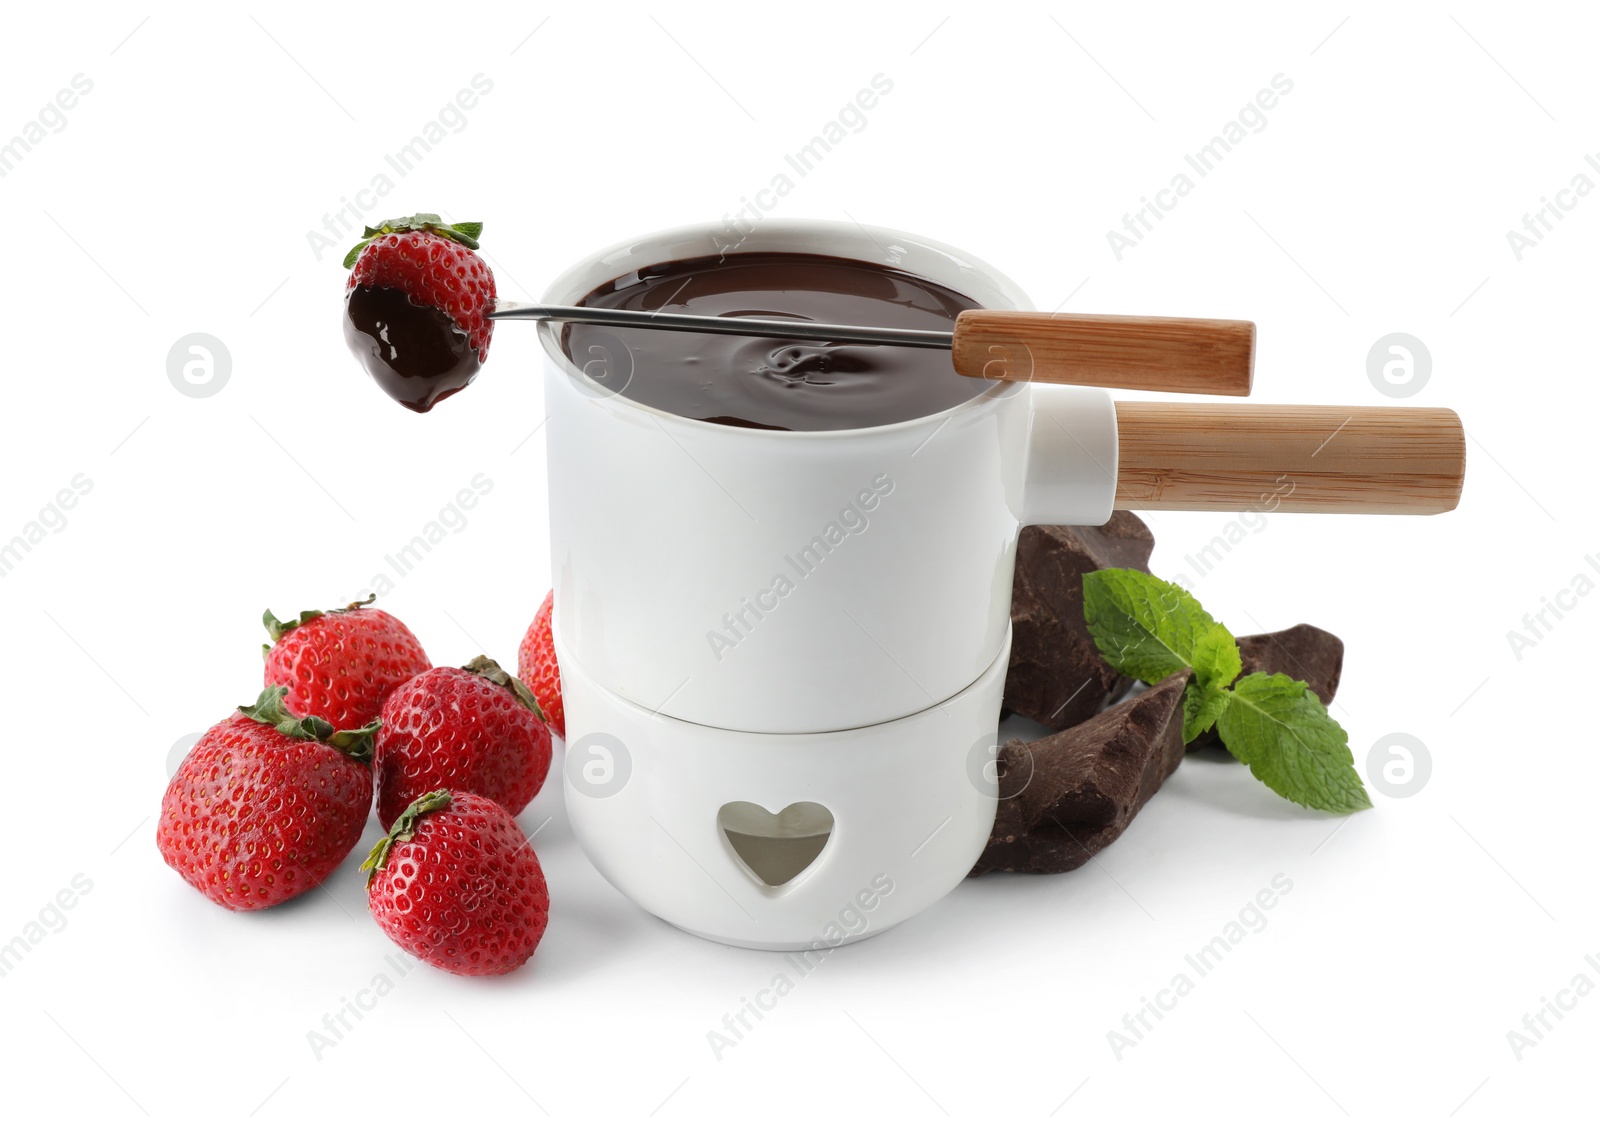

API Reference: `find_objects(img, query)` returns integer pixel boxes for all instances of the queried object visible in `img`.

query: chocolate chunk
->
[971,673,1186,876]
[1003,513,1155,730]
[1187,623,1344,751]
[1240,623,1343,704]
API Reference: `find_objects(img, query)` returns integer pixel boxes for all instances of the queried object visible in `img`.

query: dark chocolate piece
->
[1002,514,1155,730]
[1186,623,1344,751]
[971,673,1186,876]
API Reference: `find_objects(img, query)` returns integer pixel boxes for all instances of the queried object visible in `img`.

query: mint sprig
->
[1083,568,1371,814]
[1082,570,1240,743]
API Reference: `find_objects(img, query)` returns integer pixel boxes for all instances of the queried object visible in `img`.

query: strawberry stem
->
[239,686,380,762]
[263,607,321,644]
[463,655,547,722]
[360,789,453,882]
[342,214,484,270]
[262,594,376,644]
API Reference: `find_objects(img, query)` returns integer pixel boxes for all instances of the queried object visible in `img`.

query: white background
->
[1,2,1594,1126]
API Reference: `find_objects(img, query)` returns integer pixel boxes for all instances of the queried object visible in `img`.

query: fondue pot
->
[525,219,1463,949]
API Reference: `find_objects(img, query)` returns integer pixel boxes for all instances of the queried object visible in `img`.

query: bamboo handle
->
[951,310,1255,395]
[1113,403,1465,514]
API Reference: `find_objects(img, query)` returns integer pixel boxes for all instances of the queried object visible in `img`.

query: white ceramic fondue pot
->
[537,219,1466,949]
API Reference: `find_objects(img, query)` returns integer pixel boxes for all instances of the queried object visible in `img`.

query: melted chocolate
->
[344,284,480,413]
[564,253,990,431]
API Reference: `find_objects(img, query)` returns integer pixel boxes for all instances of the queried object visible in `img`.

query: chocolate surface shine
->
[564,253,992,431]
[344,284,481,413]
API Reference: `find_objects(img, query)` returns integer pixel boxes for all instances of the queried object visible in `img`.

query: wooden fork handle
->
[1113,402,1466,514]
[952,310,1255,396]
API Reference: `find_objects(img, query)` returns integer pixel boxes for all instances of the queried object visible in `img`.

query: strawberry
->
[373,656,552,828]
[517,591,565,738]
[263,595,430,733]
[158,687,378,911]
[341,213,497,412]
[362,790,549,976]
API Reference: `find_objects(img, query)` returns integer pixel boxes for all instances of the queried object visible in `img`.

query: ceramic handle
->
[952,310,1255,396]
[1113,402,1466,514]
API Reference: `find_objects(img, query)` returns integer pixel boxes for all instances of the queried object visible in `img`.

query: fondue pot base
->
[556,629,1009,951]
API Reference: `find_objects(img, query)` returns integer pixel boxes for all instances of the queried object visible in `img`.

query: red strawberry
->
[362,790,549,976]
[517,591,565,738]
[263,595,430,733]
[374,656,552,828]
[158,687,378,911]
[341,213,497,412]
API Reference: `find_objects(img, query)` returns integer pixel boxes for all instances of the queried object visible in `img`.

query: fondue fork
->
[492,302,1467,513]
[488,302,1255,397]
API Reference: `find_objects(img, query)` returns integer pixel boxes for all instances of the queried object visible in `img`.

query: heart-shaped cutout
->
[718,801,834,888]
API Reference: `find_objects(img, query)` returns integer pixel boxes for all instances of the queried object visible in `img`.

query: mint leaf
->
[1182,622,1243,741]
[1215,672,1371,813]
[1183,680,1232,744]
[1083,569,1241,686]
[1192,622,1242,689]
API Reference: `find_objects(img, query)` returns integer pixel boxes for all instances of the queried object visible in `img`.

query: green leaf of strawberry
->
[360,789,454,881]
[343,213,483,269]
[239,685,381,762]
[463,654,547,722]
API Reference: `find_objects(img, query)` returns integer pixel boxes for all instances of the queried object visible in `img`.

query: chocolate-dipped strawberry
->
[342,213,496,412]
